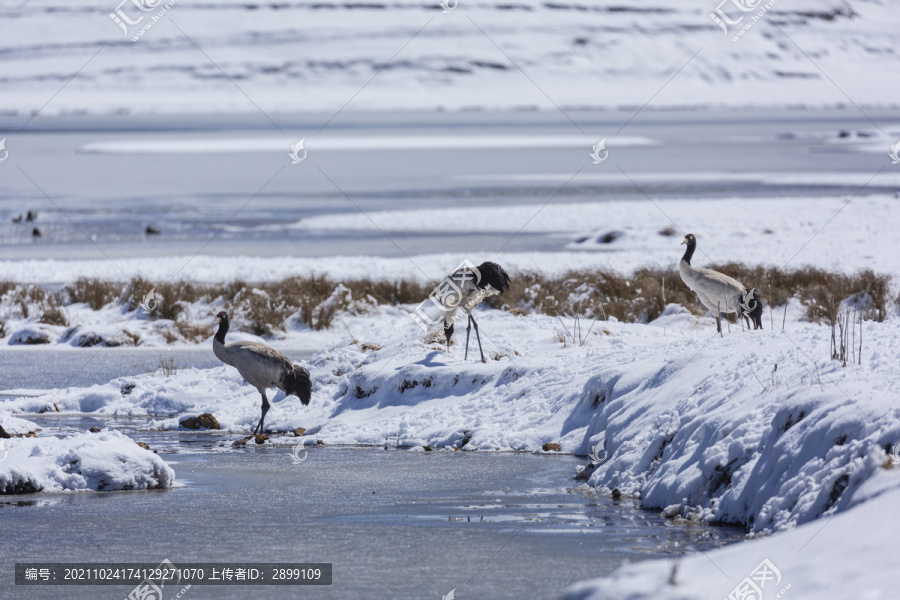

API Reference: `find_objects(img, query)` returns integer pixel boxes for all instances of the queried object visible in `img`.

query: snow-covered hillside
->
[1,0,898,115]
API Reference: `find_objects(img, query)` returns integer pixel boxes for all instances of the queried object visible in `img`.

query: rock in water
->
[179,413,220,430]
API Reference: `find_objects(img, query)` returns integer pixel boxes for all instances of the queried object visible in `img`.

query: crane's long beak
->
[680,238,688,245]
[213,316,221,325]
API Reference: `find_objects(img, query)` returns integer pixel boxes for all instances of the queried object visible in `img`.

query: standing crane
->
[678,234,763,332]
[212,311,312,435]
[439,261,511,362]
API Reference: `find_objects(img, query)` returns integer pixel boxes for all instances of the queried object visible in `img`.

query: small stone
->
[423,446,432,452]
[135,442,150,450]
[253,435,269,444]
[89,427,102,433]
[542,443,561,452]
[293,427,307,437]
[316,439,324,446]
[232,437,251,447]
[197,413,220,429]
[611,488,622,501]
[180,413,220,430]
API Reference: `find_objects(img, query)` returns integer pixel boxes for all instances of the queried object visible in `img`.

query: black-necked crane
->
[678,234,763,332]
[440,261,511,362]
[212,311,312,435]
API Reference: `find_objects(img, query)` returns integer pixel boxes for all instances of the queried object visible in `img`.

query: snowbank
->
[2,304,898,531]
[0,412,39,438]
[0,430,175,494]
[565,479,900,600]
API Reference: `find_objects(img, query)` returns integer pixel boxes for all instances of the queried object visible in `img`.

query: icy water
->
[0,347,316,390]
[0,349,747,600]
[0,434,746,600]
[2,108,896,261]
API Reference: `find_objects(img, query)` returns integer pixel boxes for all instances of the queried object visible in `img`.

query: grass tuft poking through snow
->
[0,266,894,348]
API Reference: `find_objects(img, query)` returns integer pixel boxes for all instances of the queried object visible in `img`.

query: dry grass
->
[39,299,68,327]
[711,264,891,323]
[487,267,701,324]
[174,321,211,343]
[64,278,120,310]
[0,266,892,344]
[489,265,893,324]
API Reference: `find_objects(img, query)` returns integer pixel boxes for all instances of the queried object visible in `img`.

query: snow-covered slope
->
[565,480,900,600]
[1,0,898,115]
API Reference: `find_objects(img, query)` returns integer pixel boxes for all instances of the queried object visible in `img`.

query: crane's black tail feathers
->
[476,262,511,294]
[283,366,312,405]
[740,288,764,330]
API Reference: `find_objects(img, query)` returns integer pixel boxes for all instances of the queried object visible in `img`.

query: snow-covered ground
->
[0,429,175,493]
[0,0,897,115]
[3,300,898,520]
[565,483,900,600]
[2,265,898,596]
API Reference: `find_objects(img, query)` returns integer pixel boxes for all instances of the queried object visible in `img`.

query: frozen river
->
[0,435,745,600]
[2,108,897,261]
[0,349,747,600]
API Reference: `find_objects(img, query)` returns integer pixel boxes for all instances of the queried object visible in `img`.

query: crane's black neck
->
[215,316,229,343]
[681,241,696,265]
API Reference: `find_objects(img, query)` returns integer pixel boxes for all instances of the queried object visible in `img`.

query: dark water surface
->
[0,444,745,600]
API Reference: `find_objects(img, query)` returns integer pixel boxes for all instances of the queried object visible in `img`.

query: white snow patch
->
[0,430,175,493]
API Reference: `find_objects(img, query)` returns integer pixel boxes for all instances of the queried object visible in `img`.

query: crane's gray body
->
[213,312,311,434]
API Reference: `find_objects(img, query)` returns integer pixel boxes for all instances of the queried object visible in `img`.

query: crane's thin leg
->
[253,391,270,435]
[465,316,472,360]
[471,314,486,363]
[444,322,454,355]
